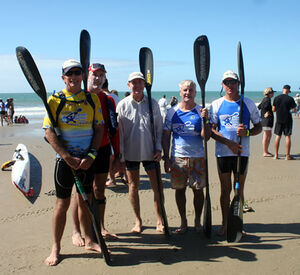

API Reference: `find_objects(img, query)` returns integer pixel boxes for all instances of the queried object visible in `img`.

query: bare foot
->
[285,155,294,160]
[273,155,279,160]
[156,222,164,232]
[106,180,117,187]
[85,241,102,253]
[72,232,85,247]
[263,153,273,157]
[102,229,119,240]
[45,245,60,266]
[174,226,188,234]
[131,223,142,234]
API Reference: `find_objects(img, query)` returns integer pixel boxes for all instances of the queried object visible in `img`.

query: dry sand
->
[0,120,299,274]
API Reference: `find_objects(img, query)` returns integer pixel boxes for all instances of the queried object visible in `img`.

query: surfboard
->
[11,144,33,197]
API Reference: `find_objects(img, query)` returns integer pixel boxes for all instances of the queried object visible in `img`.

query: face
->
[268,92,274,98]
[88,69,106,91]
[222,78,239,97]
[179,84,196,103]
[62,68,83,92]
[128,78,145,100]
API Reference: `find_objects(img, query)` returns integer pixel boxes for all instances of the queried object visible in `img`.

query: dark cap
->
[283,84,291,90]
[88,63,107,73]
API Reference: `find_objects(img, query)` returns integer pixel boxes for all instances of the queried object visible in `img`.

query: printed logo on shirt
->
[61,109,88,125]
[220,111,239,131]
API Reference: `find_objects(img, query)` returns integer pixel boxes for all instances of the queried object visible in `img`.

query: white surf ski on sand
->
[11,144,33,197]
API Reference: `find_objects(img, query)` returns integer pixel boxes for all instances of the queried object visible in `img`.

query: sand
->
[0,120,299,275]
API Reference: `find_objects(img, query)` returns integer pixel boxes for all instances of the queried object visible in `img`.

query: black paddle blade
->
[139,47,153,90]
[227,193,243,242]
[16,47,47,103]
[80,29,91,90]
[203,189,212,238]
[193,35,210,95]
[237,42,245,93]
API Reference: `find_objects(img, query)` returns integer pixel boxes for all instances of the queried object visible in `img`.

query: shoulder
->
[210,97,225,110]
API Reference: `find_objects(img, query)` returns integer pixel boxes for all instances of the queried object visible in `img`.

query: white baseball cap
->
[62,59,82,74]
[128,72,145,82]
[222,70,239,81]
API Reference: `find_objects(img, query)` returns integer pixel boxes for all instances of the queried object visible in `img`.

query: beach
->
[0,120,299,275]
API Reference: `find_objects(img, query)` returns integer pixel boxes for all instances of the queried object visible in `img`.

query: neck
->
[132,92,144,102]
[224,93,240,102]
[179,101,196,111]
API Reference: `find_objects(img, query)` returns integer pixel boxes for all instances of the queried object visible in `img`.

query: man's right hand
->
[63,155,81,170]
[226,140,242,155]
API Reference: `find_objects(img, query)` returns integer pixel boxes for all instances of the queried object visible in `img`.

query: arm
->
[153,100,163,162]
[45,128,81,170]
[211,124,242,155]
[237,122,262,137]
[200,107,211,141]
[162,129,172,173]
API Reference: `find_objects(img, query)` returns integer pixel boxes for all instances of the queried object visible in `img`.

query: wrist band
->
[246,129,250,136]
[205,119,209,124]
[88,152,96,160]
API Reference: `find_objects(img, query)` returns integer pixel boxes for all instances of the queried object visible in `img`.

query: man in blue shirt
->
[210,70,261,236]
[162,80,210,234]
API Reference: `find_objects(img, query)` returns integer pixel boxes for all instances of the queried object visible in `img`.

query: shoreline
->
[0,120,300,274]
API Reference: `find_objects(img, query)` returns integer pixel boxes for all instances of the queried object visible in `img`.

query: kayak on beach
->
[11,144,33,197]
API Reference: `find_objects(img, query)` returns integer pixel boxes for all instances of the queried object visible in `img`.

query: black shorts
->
[125,160,157,171]
[217,156,249,175]
[274,122,292,136]
[0,111,5,115]
[54,158,94,199]
[93,144,111,174]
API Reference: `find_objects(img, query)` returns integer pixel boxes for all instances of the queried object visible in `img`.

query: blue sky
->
[1,0,299,93]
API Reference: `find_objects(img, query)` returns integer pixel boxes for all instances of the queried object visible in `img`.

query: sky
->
[1,0,300,94]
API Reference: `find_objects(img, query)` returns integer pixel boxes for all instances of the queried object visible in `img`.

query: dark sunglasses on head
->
[223,79,238,85]
[64,70,82,77]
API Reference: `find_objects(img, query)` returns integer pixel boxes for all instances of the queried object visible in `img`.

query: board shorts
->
[93,144,111,174]
[274,122,292,136]
[170,157,206,190]
[54,158,94,199]
[217,156,248,175]
[125,160,157,171]
[263,126,272,131]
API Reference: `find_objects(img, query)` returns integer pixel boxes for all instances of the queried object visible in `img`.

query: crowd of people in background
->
[0,97,29,126]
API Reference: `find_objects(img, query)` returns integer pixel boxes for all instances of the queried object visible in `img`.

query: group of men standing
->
[0,97,14,126]
[43,58,297,266]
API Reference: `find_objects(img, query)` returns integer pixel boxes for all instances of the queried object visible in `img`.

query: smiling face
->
[62,68,83,93]
[88,69,106,92]
[179,82,196,104]
[128,78,145,101]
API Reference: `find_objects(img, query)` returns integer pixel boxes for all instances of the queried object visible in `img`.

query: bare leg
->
[263,130,273,156]
[45,197,70,266]
[285,135,292,159]
[106,156,116,186]
[175,188,187,233]
[71,195,85,247]
[147,167,164,232]
[193,188,204,233]
[94,173,118,239]
[127,169,142,233]
[76,193,101,253]
[217,173,232,236]
[274,134,281,159]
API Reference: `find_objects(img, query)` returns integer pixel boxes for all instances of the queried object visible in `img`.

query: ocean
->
[0,90,271,124]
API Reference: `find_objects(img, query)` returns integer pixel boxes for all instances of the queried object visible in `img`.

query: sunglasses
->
[223,79,238,85]
[64,70,82,76]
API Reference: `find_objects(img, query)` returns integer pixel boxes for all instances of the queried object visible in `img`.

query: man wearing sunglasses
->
[43,59,104,266]
[209,70,261,237]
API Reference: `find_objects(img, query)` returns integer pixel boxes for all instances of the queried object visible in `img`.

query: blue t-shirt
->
[209,97,260,157]
[164,104,204,158]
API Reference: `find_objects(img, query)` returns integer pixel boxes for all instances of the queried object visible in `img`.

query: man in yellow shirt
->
[43,59,104,266]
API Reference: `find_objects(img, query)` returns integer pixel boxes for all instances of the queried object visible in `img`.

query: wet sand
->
[0,120,299,274]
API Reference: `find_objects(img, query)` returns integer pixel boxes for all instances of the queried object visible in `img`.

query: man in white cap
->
[293,93,300,119]
[209,70,261,237]
[43,59,104,266]
[116,72,164,233]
